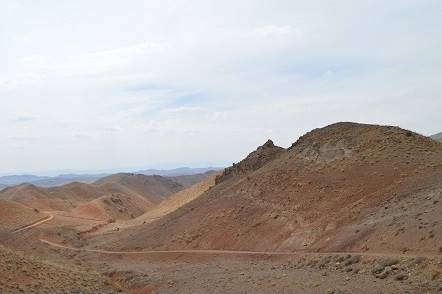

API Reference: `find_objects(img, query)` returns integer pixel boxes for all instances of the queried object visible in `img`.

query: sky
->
[1,0,442,175]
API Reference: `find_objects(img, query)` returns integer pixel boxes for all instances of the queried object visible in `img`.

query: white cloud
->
[162,106,205,113]
[21,54,48,66]
[0,0,441,173]
[251,25,294,38]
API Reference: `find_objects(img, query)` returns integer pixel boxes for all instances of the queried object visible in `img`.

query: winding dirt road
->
[17,210,439,259]
[39,238,440,258]
[13,214,54,233]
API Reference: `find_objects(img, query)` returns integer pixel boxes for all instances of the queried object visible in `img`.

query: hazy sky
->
[1,0,441,174]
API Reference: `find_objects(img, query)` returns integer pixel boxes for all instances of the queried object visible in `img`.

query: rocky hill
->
[91,122,442,256]
[215,139,284,184]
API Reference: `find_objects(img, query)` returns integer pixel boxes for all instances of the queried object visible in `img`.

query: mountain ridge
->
[0,167,220,188]
[90,122,442,256]
[0,173,194,220]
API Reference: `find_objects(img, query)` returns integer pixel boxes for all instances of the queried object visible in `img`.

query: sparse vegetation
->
[1,122,441,293]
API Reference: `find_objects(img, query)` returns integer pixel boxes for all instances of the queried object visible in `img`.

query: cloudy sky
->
[1,0,441,174]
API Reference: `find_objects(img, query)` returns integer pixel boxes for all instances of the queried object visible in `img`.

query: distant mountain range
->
[0,175,49,186]
[431,132,442,141]
[137,167,220,176]
[0,174,105,189]
[0,167,221,189]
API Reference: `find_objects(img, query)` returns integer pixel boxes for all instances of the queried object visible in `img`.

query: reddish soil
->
[0,173,188,221]
[1,122,441,294]
[90,123,442,256]
[0,200,46,232]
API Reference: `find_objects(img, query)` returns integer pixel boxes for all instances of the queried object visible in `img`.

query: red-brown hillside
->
[0,181,112,211]
[90,122,442,255]
[0,173,186,221]
[0,200,46,232]
[0,245,113,293]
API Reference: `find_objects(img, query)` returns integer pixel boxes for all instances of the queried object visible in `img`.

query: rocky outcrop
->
[215,139,285,184]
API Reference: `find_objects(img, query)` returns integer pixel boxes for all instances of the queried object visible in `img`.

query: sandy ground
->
[43,244,442,294]
[2,124,441,293]
[5,216,442,294]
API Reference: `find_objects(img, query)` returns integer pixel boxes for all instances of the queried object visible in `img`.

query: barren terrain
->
[91,123,442,255]
[0,122,441,293]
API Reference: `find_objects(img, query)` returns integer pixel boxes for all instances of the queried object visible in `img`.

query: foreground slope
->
[91,122,442,255]
[0,245,115,293]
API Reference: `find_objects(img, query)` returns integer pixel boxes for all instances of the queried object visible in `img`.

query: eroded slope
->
[90,123,442,255]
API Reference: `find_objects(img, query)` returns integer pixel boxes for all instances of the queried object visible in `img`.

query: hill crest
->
[215,139,285,184]
[92,122,442,255]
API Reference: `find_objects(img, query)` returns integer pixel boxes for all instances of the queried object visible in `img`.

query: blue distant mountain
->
[0,175,50,186]
[0,167,221,188]
[137,167,221,176]
[431,132,442,141]
[0,174,104,187]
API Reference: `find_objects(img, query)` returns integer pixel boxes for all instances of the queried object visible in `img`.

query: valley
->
[0,122,441,293]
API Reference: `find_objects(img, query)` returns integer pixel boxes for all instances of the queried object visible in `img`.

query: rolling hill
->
[0,173,190,221]
[0,168,219,188]
[94,173,184,203]
[169,170,218,187]
[0,182,106,211]
[91,122,442,256]
[72,192,154,221]
[94,171,220,233]
[135,171,219,224]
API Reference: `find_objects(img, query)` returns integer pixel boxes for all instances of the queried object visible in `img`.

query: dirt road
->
[39,238,440,258]
[13,214,54,233]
